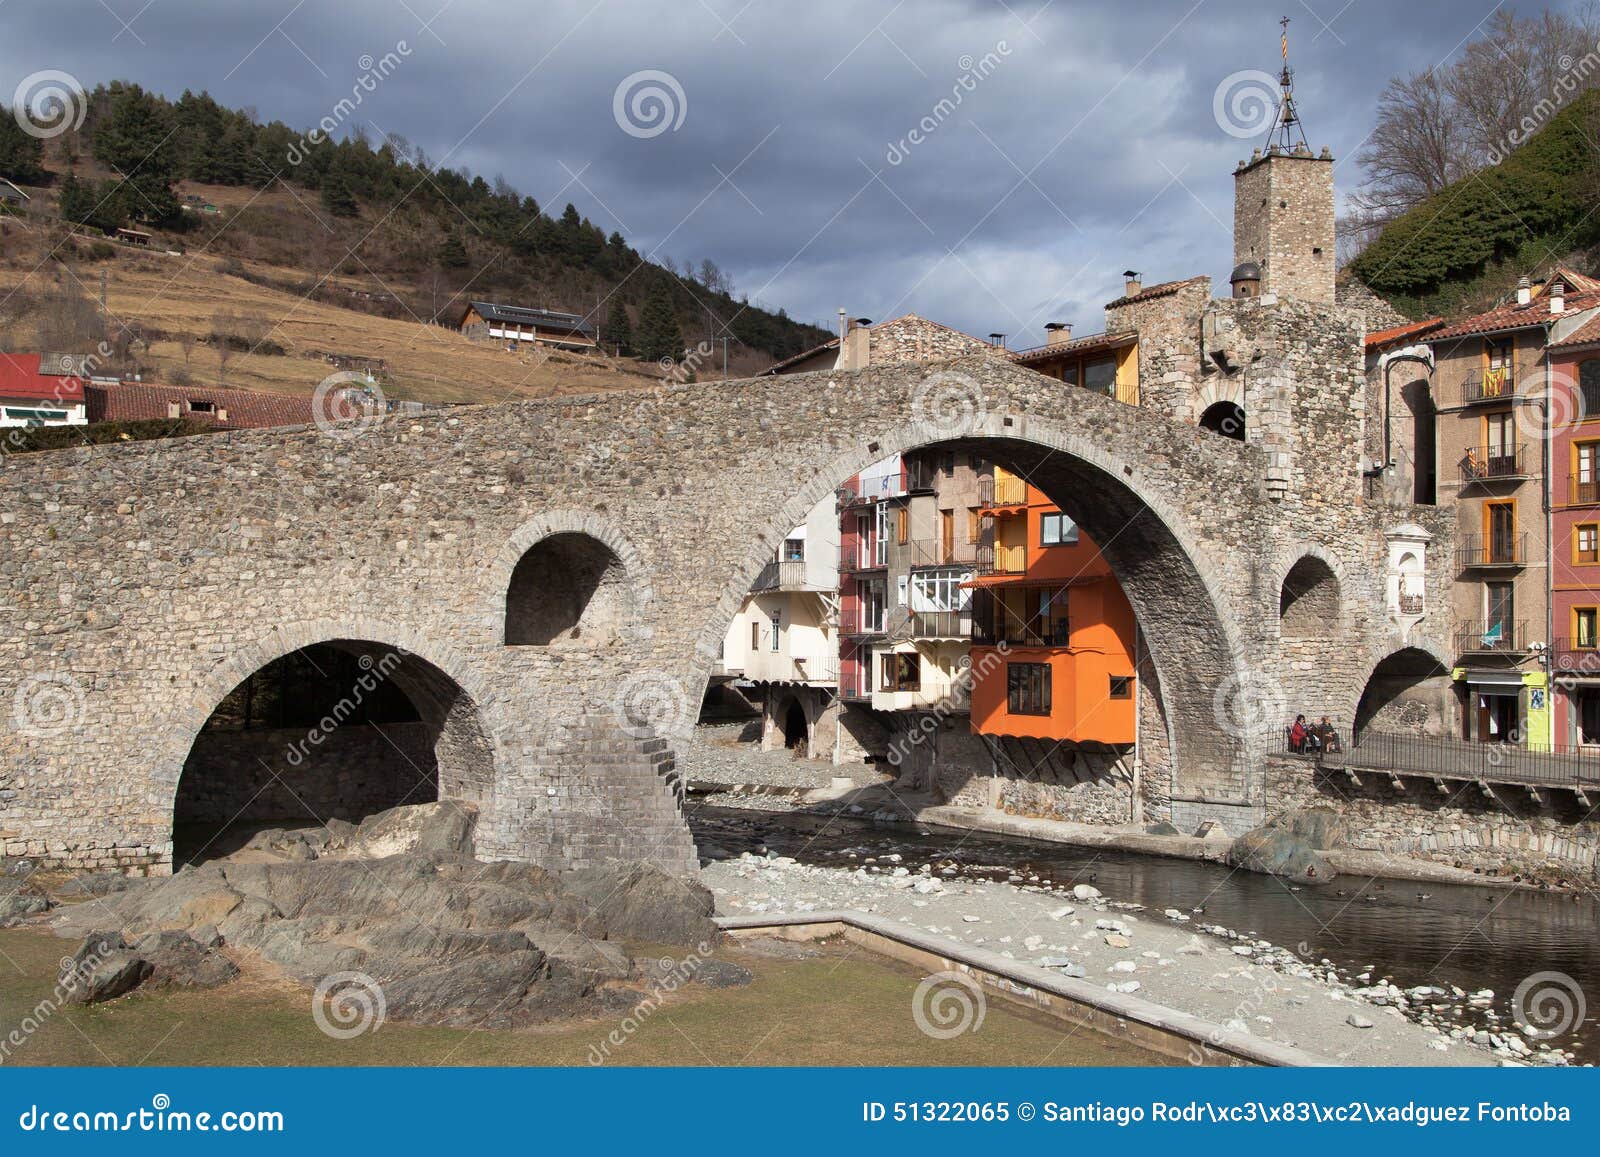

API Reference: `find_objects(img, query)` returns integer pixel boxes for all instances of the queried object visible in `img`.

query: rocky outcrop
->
[1226,808,1345,883]
[48,802,724,1028]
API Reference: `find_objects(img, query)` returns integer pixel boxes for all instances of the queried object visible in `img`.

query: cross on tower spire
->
[1268,16,1309,151]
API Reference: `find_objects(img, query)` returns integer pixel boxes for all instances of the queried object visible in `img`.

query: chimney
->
[1516,276,1532,307]
[1123,270,1142,298]
[836,316,873,371]
[1551,280,1566,315]
[988,332,1007,349]
[1044,322,1073,347]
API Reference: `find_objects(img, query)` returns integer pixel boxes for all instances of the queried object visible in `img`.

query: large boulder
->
[1226,808,1344,883]
[58,928,238,1004]
[562,863,719,948]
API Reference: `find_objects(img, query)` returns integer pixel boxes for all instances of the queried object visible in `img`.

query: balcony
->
[1398,592,1425,615]
[843,615,887,639]
[1461,444,1527,483]
[1568,475,1600,505]
[743,653,839,684]
[976,543,1027,575]
[1454,619,1526,655]
[904,460,938,493]
[838,547,886,573]
[972,618,1072,647]
[903,610,972,639]
[899,537,978,568]
[1552,637,1600,676]
[1456,365,1519,406]
[1456,532,1526,569]
[977,473,1028,508]
[751,558,808,590]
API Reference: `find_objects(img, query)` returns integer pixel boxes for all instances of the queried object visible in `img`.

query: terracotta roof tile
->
[85,382,366,428]
[1365,317,1445,349]
[1104,275,1209,309]
[1010,331,1137,364]
[1552,313,1600,350]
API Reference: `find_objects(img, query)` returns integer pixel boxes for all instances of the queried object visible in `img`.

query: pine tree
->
[601,302,634,357]
[636,283,683,363]
[0,108,46,184]
[321,175,359,217]
[437,232,469,268]
[92,84,180,224]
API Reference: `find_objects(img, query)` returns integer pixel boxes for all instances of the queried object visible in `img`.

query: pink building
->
[1549,312,1600,747]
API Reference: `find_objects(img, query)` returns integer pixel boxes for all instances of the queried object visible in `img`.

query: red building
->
[1549,313,1600,747]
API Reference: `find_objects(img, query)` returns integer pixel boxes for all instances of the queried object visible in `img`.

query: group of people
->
[1288,714,1341,755]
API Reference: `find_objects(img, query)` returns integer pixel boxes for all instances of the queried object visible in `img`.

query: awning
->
[1461,670,1526,689]
[959,574,1103,590]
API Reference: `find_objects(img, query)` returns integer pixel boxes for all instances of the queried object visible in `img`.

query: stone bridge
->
[0,352,1445,875]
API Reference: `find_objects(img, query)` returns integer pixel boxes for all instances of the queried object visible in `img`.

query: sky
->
[1,0,1584,348]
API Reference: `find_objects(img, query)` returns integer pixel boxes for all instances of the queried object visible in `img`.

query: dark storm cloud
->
[0,0,1573,344]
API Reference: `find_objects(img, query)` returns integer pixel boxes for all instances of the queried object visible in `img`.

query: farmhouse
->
[457,301,597,350]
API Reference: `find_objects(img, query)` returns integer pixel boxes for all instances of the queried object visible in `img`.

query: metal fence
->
[1278,725,1600,789]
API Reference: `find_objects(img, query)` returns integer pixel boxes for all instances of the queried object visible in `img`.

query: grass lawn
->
[0,929,1168,1067]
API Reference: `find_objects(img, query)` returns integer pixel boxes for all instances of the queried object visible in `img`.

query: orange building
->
[967,466,1138,743]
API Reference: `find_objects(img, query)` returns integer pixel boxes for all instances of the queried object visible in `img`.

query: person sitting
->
[1289,714,1310,754]
[1317,716,1342,754]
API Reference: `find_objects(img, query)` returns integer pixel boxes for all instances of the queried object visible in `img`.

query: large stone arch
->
[1276,548,1345,639]
[1351,644,1455,737]
[156,618,499,863]
[686,416,1256,803]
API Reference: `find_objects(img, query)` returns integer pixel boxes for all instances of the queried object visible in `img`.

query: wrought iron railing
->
[1461,443,1526,482]
[1568,475,1600,505]
[751,559,807,590]
[1453,619,1526,654]
[977,474,1028,507]
[1318,728,1600,789]
[1457,366,1519,405]
[899,537,978,567]
[976,543,1026,575]
[903,610,972,639]
[1551,637,1600,675]
[1456,532,1526,569]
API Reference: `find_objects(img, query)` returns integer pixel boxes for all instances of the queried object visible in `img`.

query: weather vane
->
[1268,16,1309,150]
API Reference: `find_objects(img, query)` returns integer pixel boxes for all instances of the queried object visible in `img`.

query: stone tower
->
[1231,146,1336,306]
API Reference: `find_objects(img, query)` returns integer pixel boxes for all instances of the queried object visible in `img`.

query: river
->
[689,804,1599,1063]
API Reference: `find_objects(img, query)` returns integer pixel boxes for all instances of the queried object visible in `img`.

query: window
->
[880,652,921,692]
[1083,357,1116,395]
[910,567,971,613]
[873,503,888,565]
[782,537,805,562]
[1576,442,1600,503]
[967,508,981,543]
[2,408,69,423]
[1109,675,1134,700]
[1579,525,1599,564]
[1579,690,1600,746]
[1007,663,1052,715]
[896,506,909,545]
[1483,410,1513,456]
[1581,360,1600,418]
[751,621,760,651]
[1486,501,1516,562]
[188,400,216,413]
[1576,607,1599,649]
[858,578,886,633]
[1040,511,1079,547]
[769,612,781,652]
[1486,581,1514,641]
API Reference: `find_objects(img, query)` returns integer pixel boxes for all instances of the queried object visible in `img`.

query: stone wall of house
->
[1266,755,1600,878]
[991,740,1137,826]
[868,316,998,364]
[177,722,437,825]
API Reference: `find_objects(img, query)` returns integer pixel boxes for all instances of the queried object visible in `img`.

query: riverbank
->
[699,848,1576,1067]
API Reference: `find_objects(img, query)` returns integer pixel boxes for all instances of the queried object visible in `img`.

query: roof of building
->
[758,313,989,375]
[1104,275,1210,310]
[461,301,597,335]
[1430,267,1600,341]
[1009,330,1137,365]
[1365,317,1445,349]
[0,353,84,403]
[1551,313,1600,351]
[86,381,366,429]
[0,178,30,201]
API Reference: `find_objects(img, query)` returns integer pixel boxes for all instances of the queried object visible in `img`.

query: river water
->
[689,804,1600,1063]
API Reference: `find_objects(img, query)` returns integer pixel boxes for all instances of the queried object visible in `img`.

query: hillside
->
[0,82,829,400]
[1349,89,1600,320]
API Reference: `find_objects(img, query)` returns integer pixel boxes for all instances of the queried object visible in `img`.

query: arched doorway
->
[1199,401,1245,441]
[172,639,494,866]
[782,698,809,752]
[1353,647,1453,736]
[505,531,632,645]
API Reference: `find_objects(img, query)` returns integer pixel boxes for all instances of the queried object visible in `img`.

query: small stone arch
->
[1199,400,1246,441]
[495,511,652,647]
[1278,553,1342,638]
[1353,645,1454,736]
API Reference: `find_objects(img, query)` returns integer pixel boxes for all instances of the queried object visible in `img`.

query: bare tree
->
[1355,69,1470,218]
[178,331,196,368]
